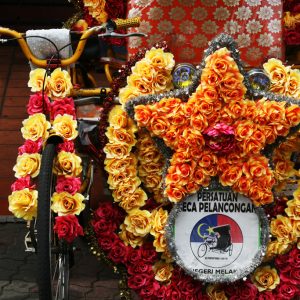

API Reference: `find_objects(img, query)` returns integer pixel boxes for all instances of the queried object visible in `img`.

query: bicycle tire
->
[37,143,70,300]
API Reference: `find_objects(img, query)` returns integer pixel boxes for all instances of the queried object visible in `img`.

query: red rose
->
[225,280,258,300]
[92,218,117,237]
[94,202,124,224]
[127,273,152,290]
[108,240,129,264]
[165,284,182,300]
[27,92,50,115]
[257,291,275,300]
[11,175,36,191]
[53,215,83,243]
[139,280,160,299]
[265,197,287,219]
[156,285,167,299]
[56,176,81,195]
[97,233,118,251]
[56,141,75,153]
[275,283,299,299]
[50,97,76,120]
[126,248,142,266]
[18,138,43,155]
[285,30,300,45]
[178,277,201,296]
[138,244,157,263]
[280,266,300,285]
[128,261,153,275]
[287,246,300,268]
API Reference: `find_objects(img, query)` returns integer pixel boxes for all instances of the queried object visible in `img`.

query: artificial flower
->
[18,138,43,155]
[8,188,37,220]
[124,209,152,237]
[13,153,41,178]
[285,198,300,219]
[51,191,85,216]
[11,175,36,191]
[118,188,148,211]
[50,97,76,120]
[53,215,84,243]
[55,176,81,195]
[119,223,144,248]
[21,113,51,141]
[150,208,168,236]
[48,68,72,98]
[270,215,297,243]
[53,151,82,177]
[27,92,50,115]
[251,265,280,292]
[153,260,173,282]
[104,143,132,159]
[28,68,49,94]
[52,114,78,140]
[206,283,228,300]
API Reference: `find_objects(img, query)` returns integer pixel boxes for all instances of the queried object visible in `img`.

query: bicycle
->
[1,17,143,300]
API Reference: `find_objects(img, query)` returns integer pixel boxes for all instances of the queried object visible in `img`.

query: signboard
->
[165,187,269,283]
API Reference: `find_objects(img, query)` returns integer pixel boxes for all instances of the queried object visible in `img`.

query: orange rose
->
[220,72,244,91]
[201,69,220,87]
[223,100,245,119]
[198,151,218,168]
[220,87,245,103]
[241,138,263,155]
[165,183,186,203]
[186,180,200,193]
[285,198,300,219]
[285,105,300,126]
[274,159,294,180]
[243,100,258,119]
[272,121,290,136]
[234,120,255,141]
[219,165,242,186]
[261,125,277,144]
[263,101,286,123]
[270,215,297,243]
[134,105,153,127]
[243,156,268,178]
[251,265,280,292]
[150,116,170,136]
[197,85,219,102]
[183,128,205,149]
[233,176,251,194]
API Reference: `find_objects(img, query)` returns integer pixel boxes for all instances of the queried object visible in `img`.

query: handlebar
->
[0,17,140,68]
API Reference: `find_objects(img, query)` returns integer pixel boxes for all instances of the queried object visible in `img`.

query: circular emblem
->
[172,63,196,89]
[247,68,270,92]
[166,186,269,283]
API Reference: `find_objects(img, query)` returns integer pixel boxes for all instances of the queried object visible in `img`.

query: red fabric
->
[127,0,284,67]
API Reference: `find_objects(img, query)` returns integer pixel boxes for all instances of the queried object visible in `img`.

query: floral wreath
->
[8,67,85,242]
[91,37,300,299]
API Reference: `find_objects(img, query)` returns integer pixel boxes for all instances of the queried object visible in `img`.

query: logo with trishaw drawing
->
[190,214,243,268]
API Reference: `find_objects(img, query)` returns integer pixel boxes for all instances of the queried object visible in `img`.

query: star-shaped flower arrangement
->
[125,35,300,207]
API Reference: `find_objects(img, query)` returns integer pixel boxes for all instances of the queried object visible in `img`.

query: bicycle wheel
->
[197,243,207,258]
[37,143,71,300]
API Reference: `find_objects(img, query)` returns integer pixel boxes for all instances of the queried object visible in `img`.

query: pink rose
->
[53,215,84,243]
[18,138,43,155]
[50,97,76,120]
[56,141,75,153]
[27,93,50,115]
[108,240,129,264]
[11,175,36,191]
[55,176,81,195]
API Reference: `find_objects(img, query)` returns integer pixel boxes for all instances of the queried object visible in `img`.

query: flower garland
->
[8,67,84,243]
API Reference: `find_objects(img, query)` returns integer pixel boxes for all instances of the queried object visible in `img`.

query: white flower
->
[138,20,153,34]
[268,20,281,33]
[257,33,274,47]
[223,0,240,6]
[246,0,261,6]
[268,46,282,58]
[246,20,262,34]
[257,6,274,20]
[267,0,281,6]
[169,7,186,20]
[224,21,241,34]
[202,21,218,34]
[214,7,230,21]
[179,47,195,60]
[201,0,217,6]
[158,20,174,34]
[147,7,164,20]
[129,36,142,49]
[235,6,252,20]
[246,47,263,62]
[157,0,173,6]
[179,0,196,6]
[192,7,208,21]
[191,34,208,48]
[127,7,141,18]
[180,20,196,35]
[236,33,251,48]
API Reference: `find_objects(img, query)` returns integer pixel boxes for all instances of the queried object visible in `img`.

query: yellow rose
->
[51,191,85,215]
[119,86,141,105]
[286,69,300,98]
[293,186,300,201]
[141,172,162,189]
[48,68,72,98]
[152,70,173,93]
[21,113,51,141]
[112,179,142,202]
[108,105,129,129]
[292,219,300,237]
[161,249,174,263]
[264,240,291,261]
[124,208,152,237]
[251,265,280,292]
[107,165,137,189]
[127,73,153,95]
[132,60,156,84]
[119,224,144,248]
[153,232,167,252]
[8,188,37,220]
[28,68,49,94]
[263,58,288,86]
[285,198,300,219]
[150,208,168,236]
[104,154,137,174]
[106,127,136,147]
[144,48,175,71]
[270,215,297,243]
[104,143,131,159]
[53,151,82,177]
[206,284,228,300]
[119,188,148,211]
[13,153,41,178]
[52,114,78,140]
[153,260,173,282]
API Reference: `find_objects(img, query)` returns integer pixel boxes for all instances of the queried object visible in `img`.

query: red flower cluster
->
[50,97,76,120]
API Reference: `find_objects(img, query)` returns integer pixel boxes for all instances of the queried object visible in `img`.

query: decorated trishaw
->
[2,0,300,299]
